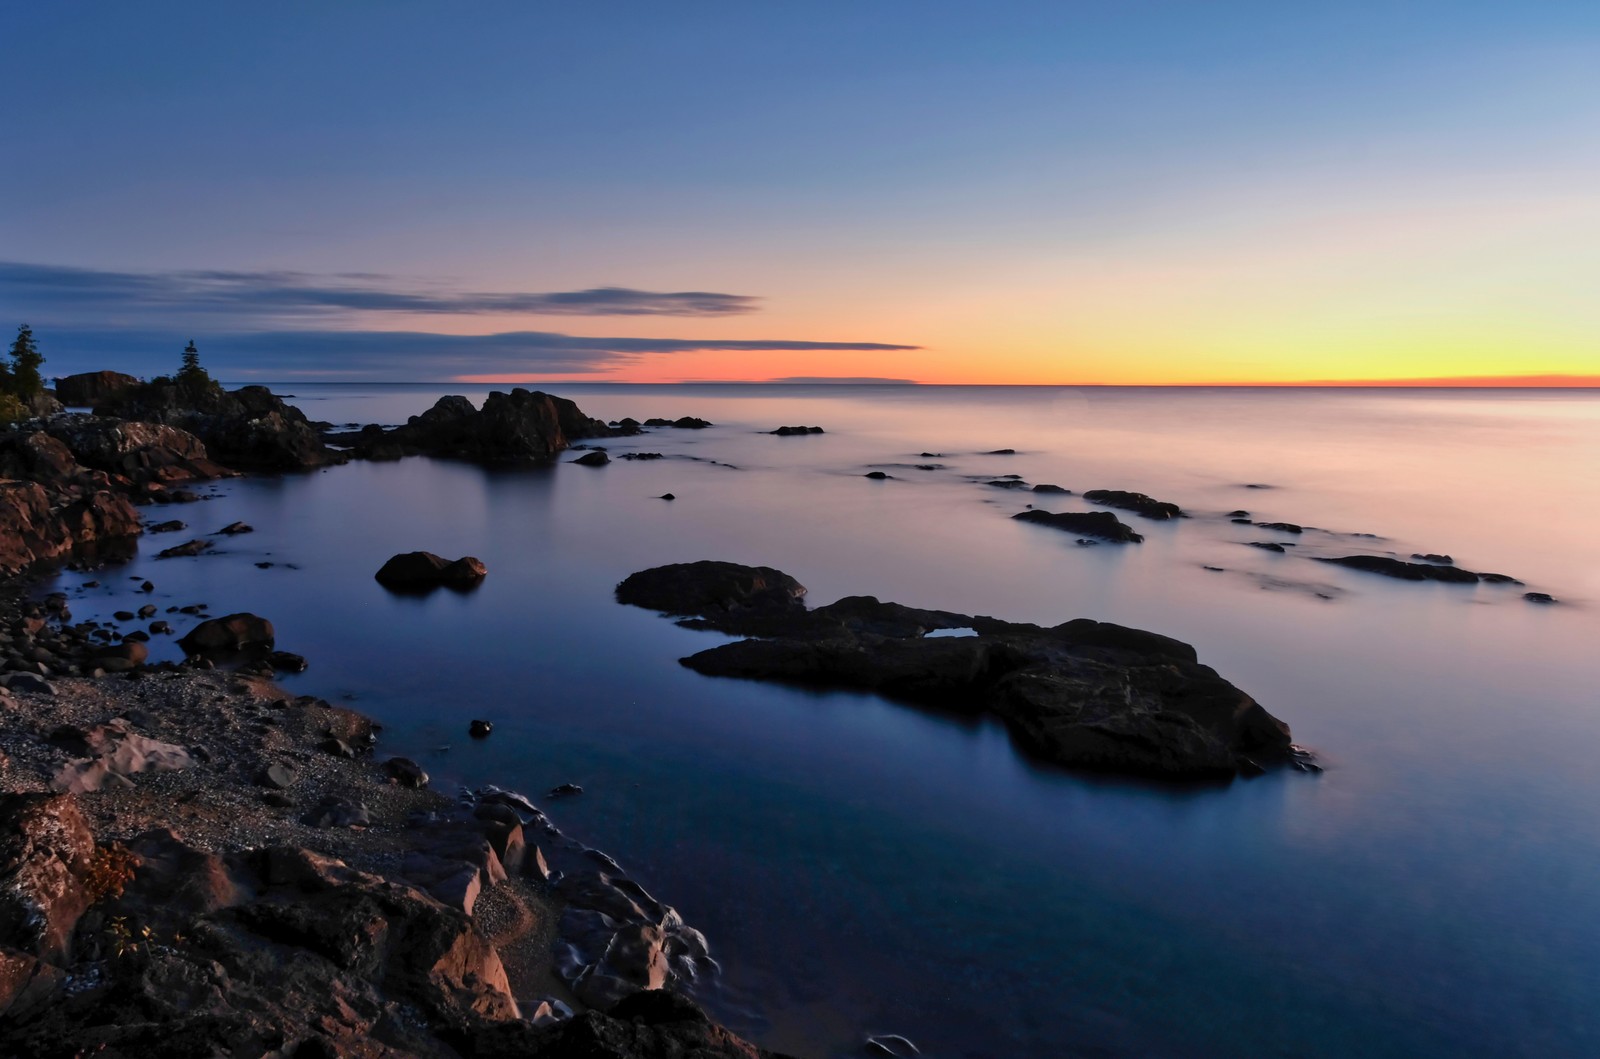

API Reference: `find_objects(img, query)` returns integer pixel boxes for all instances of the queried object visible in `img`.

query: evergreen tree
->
[177,338,213,392]
[7,324,43,398]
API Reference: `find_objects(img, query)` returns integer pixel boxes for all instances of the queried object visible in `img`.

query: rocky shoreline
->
[0,382,795,1057]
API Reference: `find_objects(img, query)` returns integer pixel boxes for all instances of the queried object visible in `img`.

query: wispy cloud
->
[0,261,760,322]
[36,328,922,380]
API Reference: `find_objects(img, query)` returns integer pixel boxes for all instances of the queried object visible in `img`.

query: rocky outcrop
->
[337,389,620,464]
[1082,489,1183,520]
[54,371,139,407]
[1012,508,1144,543]
[767,425,824,435]
[41,417,235,485]
[96,380,339,471]
[620,562,1311,779]
[375,552,488,591]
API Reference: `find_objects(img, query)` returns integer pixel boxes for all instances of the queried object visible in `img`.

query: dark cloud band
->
[0,261,759,319]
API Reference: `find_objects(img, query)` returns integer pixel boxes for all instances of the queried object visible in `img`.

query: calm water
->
[48,385,1600,1058]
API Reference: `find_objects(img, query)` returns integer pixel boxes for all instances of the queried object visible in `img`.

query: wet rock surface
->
[619,562,1308,779]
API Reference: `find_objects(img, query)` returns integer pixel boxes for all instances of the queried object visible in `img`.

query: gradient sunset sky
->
[3,2,1597,385]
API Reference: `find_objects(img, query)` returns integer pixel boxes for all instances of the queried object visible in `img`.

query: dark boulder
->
[616,561,806,618]
[178,613,276,655]
[1013,508,1143,543]
[1256,521,1303,534]
[768,425,825,435]
[1083,489,1183,520]
[54,370,140,407]
[571,450,610,466]
[375,551,488,590]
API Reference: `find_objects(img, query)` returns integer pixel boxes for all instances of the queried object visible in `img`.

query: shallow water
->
[48,385,1600,1058]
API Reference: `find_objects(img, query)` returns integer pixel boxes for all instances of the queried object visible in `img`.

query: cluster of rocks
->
[92,379,340,472]
[767,425,824,435]
[618,561,1314,778]
[329,390,629,464]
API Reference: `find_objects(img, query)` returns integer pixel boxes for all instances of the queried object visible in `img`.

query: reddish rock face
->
[0,793,97,964]
[0,479,142,574]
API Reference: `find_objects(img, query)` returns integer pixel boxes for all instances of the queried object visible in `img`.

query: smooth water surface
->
[48,385,1600,1058]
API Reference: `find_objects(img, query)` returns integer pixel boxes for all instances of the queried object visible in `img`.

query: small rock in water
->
[468,719,493,738]
[657,493,675,500]
[1249,541,1286,553]
[1524,592,1558,604]
[113,610,135,621]
[986,448,1016,455]
[548,782,583,798]
[216,521,254,535]
[863,471,892,480]
[140,581,154,592]
[571,449,610,466]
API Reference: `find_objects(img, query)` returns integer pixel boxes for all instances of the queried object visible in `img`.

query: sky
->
[2,2,1598,385]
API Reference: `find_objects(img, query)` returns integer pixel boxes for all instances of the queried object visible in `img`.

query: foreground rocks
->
[0,662,791,1058]
[619,562,1311,779]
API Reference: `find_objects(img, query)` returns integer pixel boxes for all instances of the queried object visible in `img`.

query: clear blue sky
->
[4,2,1597,382]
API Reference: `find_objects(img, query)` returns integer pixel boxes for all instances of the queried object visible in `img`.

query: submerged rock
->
[1317,554,1522,585]
[619,563,1303,779]
[768,425,825,435]
[1082,489,1183,520]
[1012,508,1144,543]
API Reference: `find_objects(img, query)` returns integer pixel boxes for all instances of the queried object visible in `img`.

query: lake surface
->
[46,384,1600,1058]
